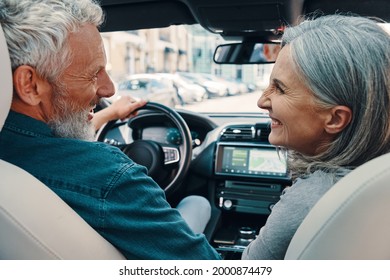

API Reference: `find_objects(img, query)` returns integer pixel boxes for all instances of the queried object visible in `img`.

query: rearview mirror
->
[213,42,280,64]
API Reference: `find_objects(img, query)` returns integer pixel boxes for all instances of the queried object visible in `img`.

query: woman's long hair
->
[281,14,390,179]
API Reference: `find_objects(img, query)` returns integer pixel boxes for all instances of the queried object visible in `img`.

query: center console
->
[210,124,291,259]
[215,142,289,215]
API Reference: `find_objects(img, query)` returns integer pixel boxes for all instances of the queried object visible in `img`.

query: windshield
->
[101,24,273,114]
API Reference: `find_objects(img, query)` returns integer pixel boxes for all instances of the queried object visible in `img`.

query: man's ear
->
[13,65,44,106]
[324,105,352,134]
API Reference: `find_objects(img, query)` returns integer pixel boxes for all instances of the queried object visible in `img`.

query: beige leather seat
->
[285,152,390,259]
[0,25,125,259]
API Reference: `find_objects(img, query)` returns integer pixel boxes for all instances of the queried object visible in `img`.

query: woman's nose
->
[258,87,272,110]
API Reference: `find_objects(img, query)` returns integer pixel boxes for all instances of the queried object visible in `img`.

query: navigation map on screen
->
[218,146,287,177]
[248,149,286,174]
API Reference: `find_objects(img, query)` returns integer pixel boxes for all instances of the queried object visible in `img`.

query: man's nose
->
[97,71,115,98]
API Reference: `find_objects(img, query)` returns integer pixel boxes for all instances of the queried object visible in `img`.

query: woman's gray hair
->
[0,0,104,84]
[281,14,390,179]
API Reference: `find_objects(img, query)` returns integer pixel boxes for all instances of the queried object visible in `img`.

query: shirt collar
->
[3,110,54,137]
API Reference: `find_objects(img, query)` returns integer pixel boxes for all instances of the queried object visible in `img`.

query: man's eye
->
[91,73,98,82]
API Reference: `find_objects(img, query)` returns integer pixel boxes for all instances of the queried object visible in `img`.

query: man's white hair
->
[0,0,104,83]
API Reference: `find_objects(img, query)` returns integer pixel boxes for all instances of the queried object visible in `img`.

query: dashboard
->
[101,108,215,148]
[101,109,290,184]
[132,110,215,146]
[142,126,200,146]
[98,108,292,258]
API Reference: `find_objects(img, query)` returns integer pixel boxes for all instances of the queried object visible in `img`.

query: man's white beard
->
[48,108,95,141]
[48,86,96,141]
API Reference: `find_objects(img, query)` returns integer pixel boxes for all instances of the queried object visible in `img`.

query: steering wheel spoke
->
[162,145,180,165]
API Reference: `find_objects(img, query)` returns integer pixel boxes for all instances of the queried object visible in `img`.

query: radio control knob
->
[223,199,233,210]
[238,227,256,240]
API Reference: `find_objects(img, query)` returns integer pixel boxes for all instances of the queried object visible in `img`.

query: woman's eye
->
[275,84,285,94]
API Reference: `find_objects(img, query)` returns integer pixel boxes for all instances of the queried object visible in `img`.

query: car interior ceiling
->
[100,0,390,40]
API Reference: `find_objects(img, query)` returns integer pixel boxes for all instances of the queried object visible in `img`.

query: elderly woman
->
[242,14,390,260]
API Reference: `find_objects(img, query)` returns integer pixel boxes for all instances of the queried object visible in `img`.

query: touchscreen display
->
[215,145,287,177]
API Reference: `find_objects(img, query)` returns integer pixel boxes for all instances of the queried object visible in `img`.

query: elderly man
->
[0,0,220,260]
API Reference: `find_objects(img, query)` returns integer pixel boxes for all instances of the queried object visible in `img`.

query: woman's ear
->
[324,105,352,134]
[13,65,44,106]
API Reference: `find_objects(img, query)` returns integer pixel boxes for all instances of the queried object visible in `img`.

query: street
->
[179,91,266,113]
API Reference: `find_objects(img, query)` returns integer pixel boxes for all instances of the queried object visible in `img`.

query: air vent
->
[219,125,255,141]
[219,123,271,143]
[255,122,271,142]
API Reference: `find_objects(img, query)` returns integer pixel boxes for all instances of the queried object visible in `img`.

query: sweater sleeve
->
[242,171,336,260]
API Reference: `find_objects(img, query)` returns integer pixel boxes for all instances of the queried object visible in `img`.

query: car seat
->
[285,152,390,259]
[0,25,125,259]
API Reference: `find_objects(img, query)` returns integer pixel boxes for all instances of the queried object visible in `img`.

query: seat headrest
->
[0,24,13,132]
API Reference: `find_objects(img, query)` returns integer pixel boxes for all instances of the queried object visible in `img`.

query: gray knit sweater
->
[242,170,344,260]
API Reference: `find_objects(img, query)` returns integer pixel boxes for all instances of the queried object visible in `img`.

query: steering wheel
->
[96,101,192,196]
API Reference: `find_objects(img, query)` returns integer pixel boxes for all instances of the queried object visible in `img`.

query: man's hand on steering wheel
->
[92,96,147,131]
